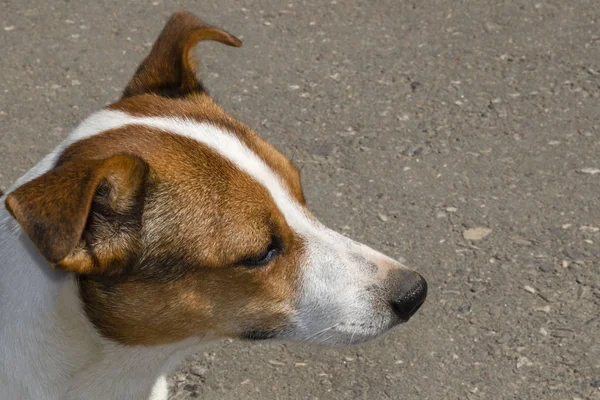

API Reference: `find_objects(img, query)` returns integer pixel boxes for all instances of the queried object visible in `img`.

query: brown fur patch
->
[79,234,303,344]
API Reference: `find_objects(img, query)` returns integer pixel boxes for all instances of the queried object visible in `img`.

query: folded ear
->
[5,154,150,275]
[122,11,242,99]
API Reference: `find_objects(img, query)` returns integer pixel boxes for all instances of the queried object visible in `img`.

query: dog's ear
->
[5,154,150,275]
[122,11,242,99]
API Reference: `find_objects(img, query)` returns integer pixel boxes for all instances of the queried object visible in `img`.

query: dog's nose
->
[390,272,427,321]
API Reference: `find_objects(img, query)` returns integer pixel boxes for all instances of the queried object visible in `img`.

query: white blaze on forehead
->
[120,112,316,234]
[126,116,313,232]
[13,109,317,237]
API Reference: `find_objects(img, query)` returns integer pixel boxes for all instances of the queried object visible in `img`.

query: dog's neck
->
[0,207,203,400]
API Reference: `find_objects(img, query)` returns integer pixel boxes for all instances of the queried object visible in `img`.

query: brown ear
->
[122,11,242,99]
[5,154,149,275]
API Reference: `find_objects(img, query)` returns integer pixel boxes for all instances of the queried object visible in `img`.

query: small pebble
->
[523,285,536,294]
[378,213,389,222]
[189,365,207,377]
[534,305,551,313]
[539,263,555,273]
[446,207,458,213]
[516,356,533,369]
[539,327,548,336]
[470,282,484,293]
[483,21,501,32]
[402,145,424,157]
[512,237,532,246]
[463,227,492,241]
[268,360,285,366]
[183,384,199,392]
[458,303,471,313]
[577,168,600,175]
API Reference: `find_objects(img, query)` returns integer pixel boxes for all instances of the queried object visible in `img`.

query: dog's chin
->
[238,314,404,345]
[312,330,392,347]
[302,315,405,346]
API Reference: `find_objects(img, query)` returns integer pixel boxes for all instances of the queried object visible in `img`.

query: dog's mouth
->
[237,313,406,346]
[239,330,280,341]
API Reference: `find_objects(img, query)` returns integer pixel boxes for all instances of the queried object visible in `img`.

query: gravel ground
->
[1,0,599,399]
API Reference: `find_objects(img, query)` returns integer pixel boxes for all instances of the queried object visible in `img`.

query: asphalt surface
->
[1,1,599,399]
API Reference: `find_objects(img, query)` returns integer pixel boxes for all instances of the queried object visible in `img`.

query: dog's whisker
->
[349,330,356,345]
[319,333,338,344]
[304,323,341,341]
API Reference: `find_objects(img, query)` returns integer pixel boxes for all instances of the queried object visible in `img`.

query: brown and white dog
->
[0,12,427,400]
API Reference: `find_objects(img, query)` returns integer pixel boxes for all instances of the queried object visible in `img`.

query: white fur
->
[0,109,409,399]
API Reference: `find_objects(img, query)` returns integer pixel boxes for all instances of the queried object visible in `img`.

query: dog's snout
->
[390,272,427,321]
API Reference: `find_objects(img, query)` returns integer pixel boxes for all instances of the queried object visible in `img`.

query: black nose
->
[390,272,427,321]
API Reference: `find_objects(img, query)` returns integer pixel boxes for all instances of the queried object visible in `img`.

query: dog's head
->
[5,12,426,346]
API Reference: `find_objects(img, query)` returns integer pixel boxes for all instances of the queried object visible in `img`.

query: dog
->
[0,12,427,400]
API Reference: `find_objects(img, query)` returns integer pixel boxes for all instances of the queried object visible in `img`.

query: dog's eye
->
[240,238,281,267]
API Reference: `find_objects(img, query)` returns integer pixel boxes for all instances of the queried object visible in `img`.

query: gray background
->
[1,0,599,399]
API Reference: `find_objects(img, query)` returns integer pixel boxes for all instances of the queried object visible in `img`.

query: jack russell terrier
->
[0,11,427,400]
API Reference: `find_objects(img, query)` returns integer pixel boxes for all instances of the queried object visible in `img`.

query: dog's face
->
[5,12,426,346]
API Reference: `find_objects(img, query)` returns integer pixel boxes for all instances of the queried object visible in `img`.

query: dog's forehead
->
[112,94,305,203]
[59,94,304,202]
